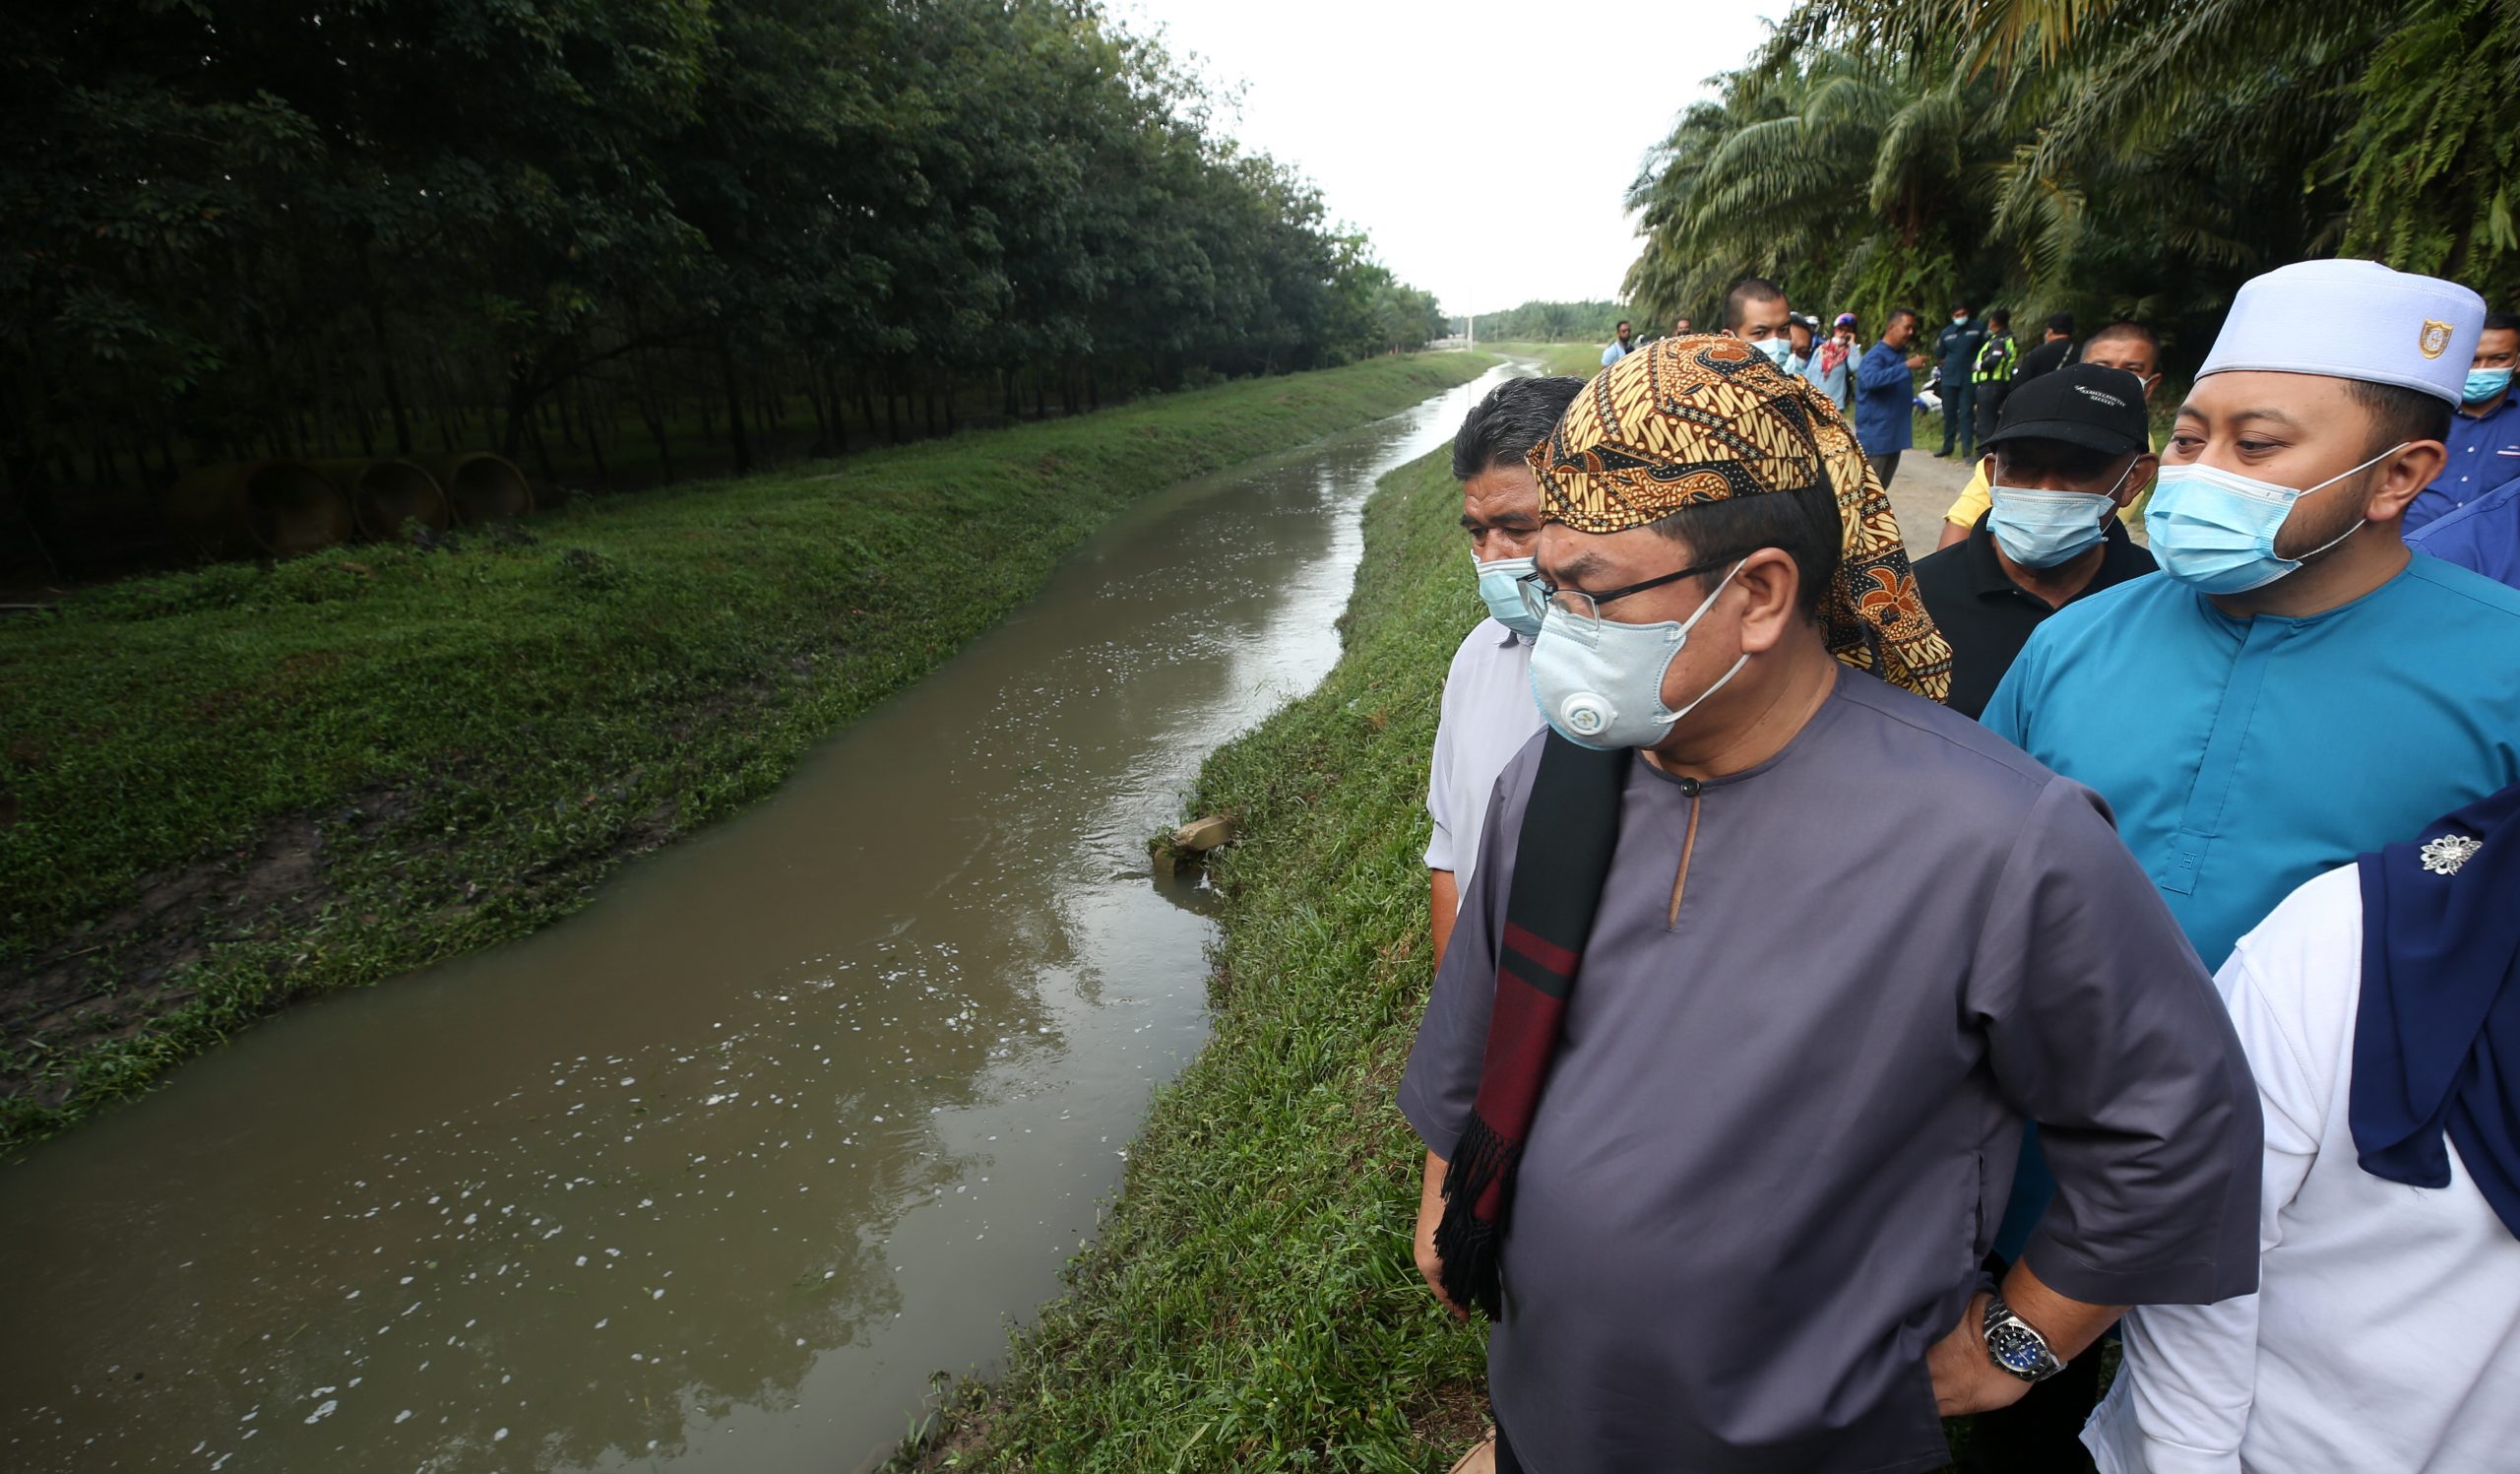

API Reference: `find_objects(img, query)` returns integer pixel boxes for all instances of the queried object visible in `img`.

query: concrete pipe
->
[162,460,355,559]
[312,458,452,541]
[416,453,535,525]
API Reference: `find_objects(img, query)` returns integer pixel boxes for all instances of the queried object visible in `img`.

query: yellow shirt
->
[1942,438,2157,530]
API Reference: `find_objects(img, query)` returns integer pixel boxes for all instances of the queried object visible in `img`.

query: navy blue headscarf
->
[2352,781,2520,1238]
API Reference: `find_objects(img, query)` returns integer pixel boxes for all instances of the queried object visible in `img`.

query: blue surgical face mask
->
[1754,337,1794,369]
[1986,457,2135,568]
[1529,562,1747,750]
[2466,366,2513,404]
[2144,443,2405,595]
[1474,554,1543,637]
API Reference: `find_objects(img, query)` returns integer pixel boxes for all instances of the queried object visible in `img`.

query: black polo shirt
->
[1912,513,2157,719]
[2015,337,2077,382]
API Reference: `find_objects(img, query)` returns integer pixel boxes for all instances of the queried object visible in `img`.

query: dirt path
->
[1885,446,1973,560]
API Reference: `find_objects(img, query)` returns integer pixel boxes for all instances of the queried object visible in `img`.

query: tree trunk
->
[575,373,608,487]
[717,335,753,476]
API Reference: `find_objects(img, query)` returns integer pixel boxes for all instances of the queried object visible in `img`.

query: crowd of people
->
[1404,261,2520,1474]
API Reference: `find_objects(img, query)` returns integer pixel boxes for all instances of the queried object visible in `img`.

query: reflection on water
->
[0,362,1523,1473]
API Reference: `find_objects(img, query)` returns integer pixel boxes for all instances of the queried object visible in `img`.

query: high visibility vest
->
[1974,334,2018,385]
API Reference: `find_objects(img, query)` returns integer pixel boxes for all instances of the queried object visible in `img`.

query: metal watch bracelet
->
[1981,1291,2066,1383]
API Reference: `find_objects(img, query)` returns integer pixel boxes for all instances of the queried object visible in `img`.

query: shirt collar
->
[2461,392,2520,424]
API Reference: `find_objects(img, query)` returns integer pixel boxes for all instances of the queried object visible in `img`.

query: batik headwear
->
[1525,334,1953,701]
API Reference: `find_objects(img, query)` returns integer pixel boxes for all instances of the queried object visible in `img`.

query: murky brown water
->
[0,363,1521,1474]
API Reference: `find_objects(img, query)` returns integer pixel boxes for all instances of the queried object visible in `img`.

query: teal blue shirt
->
[1984,553,2520,1260]
[1984,554,2520,974]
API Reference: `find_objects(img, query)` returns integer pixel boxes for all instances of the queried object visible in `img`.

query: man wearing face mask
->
[1988,259,2520,992]
[1723,275,1796,369]
[1936,303,1990,460]
[1808,312,1858,412]
[1939,321,2165,550]
[1401,337,2261,1474]
[1912,365,2159,720]
[1981,264,2520,1433]
[2402,309,2520,535]
[1426,375,1584,969]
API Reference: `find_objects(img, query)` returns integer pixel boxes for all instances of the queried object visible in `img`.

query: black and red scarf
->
[1434,735,1630,1318]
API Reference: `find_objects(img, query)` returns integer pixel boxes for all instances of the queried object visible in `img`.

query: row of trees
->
[1625,0,2520,371]
[1446,300,1632,343]
[1,0,1444,567]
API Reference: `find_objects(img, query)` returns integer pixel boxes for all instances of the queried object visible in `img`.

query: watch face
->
[1987,1322,2056,1378]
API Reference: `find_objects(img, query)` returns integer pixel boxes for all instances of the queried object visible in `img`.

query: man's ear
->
[1732,547,1803,655]
[2364,440,2448,522]
[2116,454,2161,507]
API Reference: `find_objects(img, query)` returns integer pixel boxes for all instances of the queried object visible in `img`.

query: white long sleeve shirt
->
[2084,865,2520,1474]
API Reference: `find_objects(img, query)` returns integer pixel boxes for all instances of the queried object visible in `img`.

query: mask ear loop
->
[1650,560,1752,732]
[2289,440,2411,563]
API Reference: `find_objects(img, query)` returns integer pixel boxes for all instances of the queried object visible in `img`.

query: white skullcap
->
[2198,258,2486,406]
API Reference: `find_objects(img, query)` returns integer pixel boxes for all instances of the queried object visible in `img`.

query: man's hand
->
[1414,1150,1470,1319]
[1906,352,1930,370]
[1925,1292,2031,1418]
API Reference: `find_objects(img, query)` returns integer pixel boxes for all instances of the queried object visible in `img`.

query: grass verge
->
[1480,340,1605,377]
[0,352,1491,1150]
[891,447,1489,1472]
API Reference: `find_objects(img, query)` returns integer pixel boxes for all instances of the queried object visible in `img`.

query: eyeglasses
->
[1516,554,1737,641]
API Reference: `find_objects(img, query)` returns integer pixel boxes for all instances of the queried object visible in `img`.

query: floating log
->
[312,458,452,541]
[1172,815,1235,854]
[162,460,354,559]
[415,452,534,525]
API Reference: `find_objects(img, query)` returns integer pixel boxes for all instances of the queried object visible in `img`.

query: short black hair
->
[2084,319,2160,358]
[1616,319,1632,330]
[2343,379,2453,452]
[1885,306,1921,332]
[1643,478,1841,622]
[2484,311,2520,335]
[1724,277,1787,330]
[1451,376,1587,481]
[2046,311,2075,335]
[1986,309,2010,330]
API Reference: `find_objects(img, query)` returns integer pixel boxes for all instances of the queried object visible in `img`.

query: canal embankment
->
[0,352,1490,1150]
[894,446,1494,1471]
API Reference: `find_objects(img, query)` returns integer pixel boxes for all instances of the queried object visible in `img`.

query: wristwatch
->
[1982,1292,2065,1383]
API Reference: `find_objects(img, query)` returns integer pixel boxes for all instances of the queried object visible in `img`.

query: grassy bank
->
[1482,340,1605,376]
[896,447,1490,1471]
[0,352,1491,1149]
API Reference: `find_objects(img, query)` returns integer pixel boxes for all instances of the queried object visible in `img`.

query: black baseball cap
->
[1985,363,2149,455]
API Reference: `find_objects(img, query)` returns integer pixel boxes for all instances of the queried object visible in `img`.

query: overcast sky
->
[1113,0,1792,317]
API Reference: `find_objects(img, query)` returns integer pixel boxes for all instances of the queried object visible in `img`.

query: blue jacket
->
[1854,342,1914,455]
[2410,478,2520,590]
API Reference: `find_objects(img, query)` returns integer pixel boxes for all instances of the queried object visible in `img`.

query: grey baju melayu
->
[1400,670,2262,1474]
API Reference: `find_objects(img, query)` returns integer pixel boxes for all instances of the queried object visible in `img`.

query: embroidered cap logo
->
[2420,319,2454,359]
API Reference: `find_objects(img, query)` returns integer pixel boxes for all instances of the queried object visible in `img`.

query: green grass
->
[0,351,1493,1149]
[1480,340,1605,377]
[893,448,1490,1472]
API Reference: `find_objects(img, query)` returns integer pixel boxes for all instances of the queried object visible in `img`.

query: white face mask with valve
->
[1528,562,1747,750]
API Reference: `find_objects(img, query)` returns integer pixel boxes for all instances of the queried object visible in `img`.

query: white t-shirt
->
[2084,865,2520,1474]
[1424,618,1543,904]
